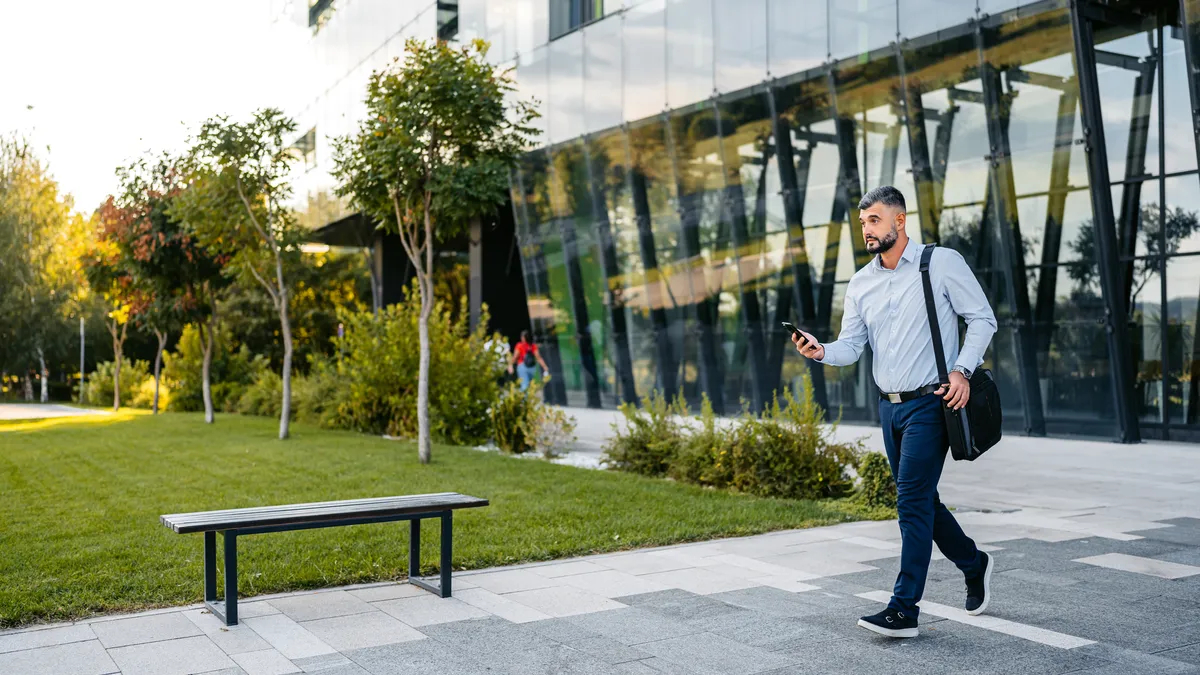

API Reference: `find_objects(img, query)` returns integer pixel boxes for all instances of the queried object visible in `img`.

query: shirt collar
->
[874,237,920,270]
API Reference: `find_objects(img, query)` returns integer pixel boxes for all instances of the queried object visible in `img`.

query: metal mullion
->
[1158,18,1171,433]
[1069,1,1142,442]
[1179,0,1200,425]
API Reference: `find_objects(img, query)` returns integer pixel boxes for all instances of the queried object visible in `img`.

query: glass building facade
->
[465,0,1200,443]
[293,0,1200,442]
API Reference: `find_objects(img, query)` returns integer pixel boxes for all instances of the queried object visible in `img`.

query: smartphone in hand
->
[781,321,807,346]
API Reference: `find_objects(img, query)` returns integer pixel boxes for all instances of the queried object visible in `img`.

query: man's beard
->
[865,226,899,254]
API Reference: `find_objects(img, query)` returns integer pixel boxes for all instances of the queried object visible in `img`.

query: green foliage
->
[220,250,370,372]
[329,286,503,444]
[490,380,577,458]
[331,39,538,246]
[602,390,689,477]
[84,359,150,408]
[292,357,345,428]
[163,324,267,412]
[607,375,862,501]
[0,136,83,376]
[856,452,897,510]
[236,368,284,418]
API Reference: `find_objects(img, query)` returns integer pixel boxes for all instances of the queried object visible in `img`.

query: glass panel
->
[515,153,572,385]
[517,46,550,146]
[548,30,585,143]
[716,91,785,406]
[1040,264,1118,432]
[899,0,975,40]
[516,0,550,54]
[584,14,623,133]
[1165,174,1200,255]
[1165,256,1200,425]
[486,0,517,64]
[1129,259,1164,423]
[550,142,609,397]
[713,0,767,95]
[829,0,896,63]
[768,0,828,77]
[670,105,727,406]
[589,130,657,397]
[1092,18,1160,186]
[624,0,668,121]
[1163,17,1199,174]
[665,0,714,109]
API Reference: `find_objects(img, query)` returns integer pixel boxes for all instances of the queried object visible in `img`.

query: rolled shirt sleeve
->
[941,249,998,373]
[816,291,869,367]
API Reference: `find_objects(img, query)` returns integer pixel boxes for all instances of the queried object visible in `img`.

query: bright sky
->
[0,0,313,212]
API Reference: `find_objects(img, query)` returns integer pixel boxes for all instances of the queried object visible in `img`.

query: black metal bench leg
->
[439,511,452,598]
[409,518,421,579]
[204,531,217,603]
[224,530,238,625]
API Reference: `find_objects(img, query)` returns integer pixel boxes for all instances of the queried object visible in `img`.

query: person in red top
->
[508,330,549,391]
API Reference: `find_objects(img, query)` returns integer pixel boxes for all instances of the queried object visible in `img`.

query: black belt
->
[879,383,941,404]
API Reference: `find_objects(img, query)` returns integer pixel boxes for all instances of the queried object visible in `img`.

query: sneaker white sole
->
[857,619,918,638]
[966,552,995,616]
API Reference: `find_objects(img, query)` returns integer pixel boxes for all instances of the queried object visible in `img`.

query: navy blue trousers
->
[879,393,984,617]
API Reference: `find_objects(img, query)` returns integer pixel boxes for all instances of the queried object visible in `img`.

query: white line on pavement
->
[855,591,1096,650]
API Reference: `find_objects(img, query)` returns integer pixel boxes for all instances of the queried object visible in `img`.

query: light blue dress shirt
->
[816,238,998,394]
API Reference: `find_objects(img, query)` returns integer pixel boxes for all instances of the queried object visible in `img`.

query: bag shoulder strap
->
[919,244,951,384]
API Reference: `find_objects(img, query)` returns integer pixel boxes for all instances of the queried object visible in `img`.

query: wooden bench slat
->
[161,493,488,534]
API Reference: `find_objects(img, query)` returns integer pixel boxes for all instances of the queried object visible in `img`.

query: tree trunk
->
[153,330,167,415]
[23,372,33,401]
[417,302,431,464]
[37,347,48,403]
[113,346,122,411]
[278,302,293,440]
[200,322,215,424]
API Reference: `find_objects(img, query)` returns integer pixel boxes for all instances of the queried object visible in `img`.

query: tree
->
[0,136,81,401]
[81,200,137,411]
[174,110,302,439]
[104,155,226,416]
[331,38,536,463]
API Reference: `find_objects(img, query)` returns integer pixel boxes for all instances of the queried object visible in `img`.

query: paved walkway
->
[3,416,1200,674]
[0,403,108,421]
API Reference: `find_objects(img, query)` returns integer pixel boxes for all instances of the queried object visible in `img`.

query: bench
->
[161,492,489,626]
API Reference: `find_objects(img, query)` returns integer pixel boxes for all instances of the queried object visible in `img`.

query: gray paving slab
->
[0,639,119,675]
[420,616,556,656]
[270,592,376,623]
[565,606,701,646]
[90,611,202,648]
[108,635,235,675]
[1159,642,1200,667]
[292,652,357,671]
[614,588,751,627]
[1074,642,1199,674]
[634,631,797,675]
[0,623,95,654]
[343,639,492,675]
[475,641,647,675]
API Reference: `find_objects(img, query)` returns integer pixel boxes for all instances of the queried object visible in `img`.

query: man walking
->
[792,186,997,638]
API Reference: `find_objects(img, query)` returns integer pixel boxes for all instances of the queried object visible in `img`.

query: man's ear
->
[895,210,907,231]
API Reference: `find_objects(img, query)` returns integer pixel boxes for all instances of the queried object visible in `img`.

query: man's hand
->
[791,329,825,361]
[507,365,514,375]
[936,370,970,410]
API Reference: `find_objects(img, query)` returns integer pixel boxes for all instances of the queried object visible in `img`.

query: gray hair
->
[859,185,907,212]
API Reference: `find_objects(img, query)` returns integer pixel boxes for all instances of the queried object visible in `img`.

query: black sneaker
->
[857,608,918,638]
[965,551,994,616]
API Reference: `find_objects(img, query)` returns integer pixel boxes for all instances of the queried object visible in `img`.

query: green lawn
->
[0,412,874,628]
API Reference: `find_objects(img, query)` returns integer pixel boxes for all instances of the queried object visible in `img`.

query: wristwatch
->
[951,365,972,378]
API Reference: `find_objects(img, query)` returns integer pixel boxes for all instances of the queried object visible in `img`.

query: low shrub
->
[293,357,345,428]
[609,374,862,501]
[491,380,577,458]
[84,359,150,408]
[328,285,504,445]
[236,368,284,418]
[164,325,266,413]
[130,372,171,411]
[602,390,688,477]
[856,452,897,509]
